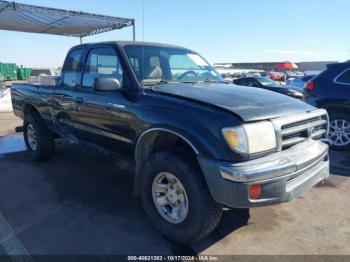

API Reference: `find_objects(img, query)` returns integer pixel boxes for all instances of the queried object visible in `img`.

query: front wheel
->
[327,112,350,150]
[23,112,55,161]
[140,151,223,244]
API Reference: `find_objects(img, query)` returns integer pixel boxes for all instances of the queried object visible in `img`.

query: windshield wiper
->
[157,80,169,84]
[142,80,169,87]
[178,79,230,84]
[179,81,197,84]
[143,79,230,86]
[202,79,230,84]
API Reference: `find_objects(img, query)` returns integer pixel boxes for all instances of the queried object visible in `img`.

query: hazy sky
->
[0,0,349,68]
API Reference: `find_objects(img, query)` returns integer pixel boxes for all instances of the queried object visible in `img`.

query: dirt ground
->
[0,112,349,258]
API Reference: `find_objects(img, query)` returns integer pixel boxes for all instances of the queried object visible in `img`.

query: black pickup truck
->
[11,41,330,244]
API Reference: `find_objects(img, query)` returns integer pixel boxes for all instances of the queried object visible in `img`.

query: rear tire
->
[140,151,223,244]
[327,112,350,150]
[23,112,55,161]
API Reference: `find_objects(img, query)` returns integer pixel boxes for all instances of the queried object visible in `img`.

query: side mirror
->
[94,77,121,91]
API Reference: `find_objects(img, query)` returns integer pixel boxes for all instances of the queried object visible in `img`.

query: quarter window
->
[336,69,350,85]
[62,48,83,87]
[82,47,123,88]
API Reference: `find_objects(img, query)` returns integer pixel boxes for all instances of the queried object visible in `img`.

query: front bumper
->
[198,139,329,208]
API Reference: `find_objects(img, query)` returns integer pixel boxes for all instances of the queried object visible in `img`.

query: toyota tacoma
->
[11,41,330,244]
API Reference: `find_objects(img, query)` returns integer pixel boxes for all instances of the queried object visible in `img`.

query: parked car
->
[11,41,329,244]
[260,71,269,77]
[268,72,285,81]
[285,71,297,79]
[233,77,304,99]
[287,75,317,92]
[304,61,350,150]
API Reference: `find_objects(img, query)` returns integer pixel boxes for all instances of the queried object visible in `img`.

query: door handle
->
[75,97,84,103]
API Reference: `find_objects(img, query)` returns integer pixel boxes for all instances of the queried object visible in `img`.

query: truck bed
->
[11,83,56,120]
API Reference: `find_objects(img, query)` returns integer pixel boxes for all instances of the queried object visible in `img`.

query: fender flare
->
[135,128,199,160]
[23,103,40,118]
[132,127,200,197]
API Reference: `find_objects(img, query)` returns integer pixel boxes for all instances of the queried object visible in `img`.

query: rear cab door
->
[53,47,85,137]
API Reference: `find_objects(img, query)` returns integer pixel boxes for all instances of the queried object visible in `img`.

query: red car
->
[269,72,285,81]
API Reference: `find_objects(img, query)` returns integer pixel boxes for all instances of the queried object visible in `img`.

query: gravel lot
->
[0,112,349,258]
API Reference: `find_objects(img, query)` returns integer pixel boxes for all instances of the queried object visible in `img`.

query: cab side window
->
[62,48,83,87]
[82,47,123,88]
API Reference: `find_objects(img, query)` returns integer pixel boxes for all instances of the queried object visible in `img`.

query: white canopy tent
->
[0,0,135,43]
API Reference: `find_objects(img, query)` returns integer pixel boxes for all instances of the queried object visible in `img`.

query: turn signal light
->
[249,184,262,200]
[305,81,314,90]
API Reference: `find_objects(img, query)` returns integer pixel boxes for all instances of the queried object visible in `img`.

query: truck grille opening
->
[272,110,329,151]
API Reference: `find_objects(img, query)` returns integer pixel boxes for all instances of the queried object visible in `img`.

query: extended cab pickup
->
[11,41,330,244]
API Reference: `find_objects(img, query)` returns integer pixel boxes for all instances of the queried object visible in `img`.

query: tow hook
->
[15,126,23,133]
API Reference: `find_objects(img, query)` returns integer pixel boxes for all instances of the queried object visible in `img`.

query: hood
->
[151,83,315,122]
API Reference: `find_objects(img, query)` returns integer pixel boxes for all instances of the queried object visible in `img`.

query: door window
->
[62,48,83,87]
[128,57,141,78]
[82,47,123,88]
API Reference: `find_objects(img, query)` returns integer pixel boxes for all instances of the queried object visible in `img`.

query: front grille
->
[272,109,329,151]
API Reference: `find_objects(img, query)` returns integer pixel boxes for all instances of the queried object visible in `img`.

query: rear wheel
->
[140,151,223,244]
[23,112,55,161]
[327,112,350,150]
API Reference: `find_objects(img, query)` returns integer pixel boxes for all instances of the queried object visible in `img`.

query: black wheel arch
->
[23,103,41,119]
[133,127,209,197]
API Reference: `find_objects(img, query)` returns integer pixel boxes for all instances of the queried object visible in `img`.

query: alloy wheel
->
[327,119,350,147]
[152,172,189,224]
[27,124,38,151]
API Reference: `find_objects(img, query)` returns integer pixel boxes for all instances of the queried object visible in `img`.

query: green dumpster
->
[0,63,4,78]
[24,68,32,79]
[6,63,17,80]
[1,63,17,80]
[17,67,32,80]
[17,68,24,80]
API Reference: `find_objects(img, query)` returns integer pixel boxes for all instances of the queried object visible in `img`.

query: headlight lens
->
[222,121,276,154]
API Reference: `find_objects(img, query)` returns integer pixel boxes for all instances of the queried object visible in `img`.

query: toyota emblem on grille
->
[307,126,315,137]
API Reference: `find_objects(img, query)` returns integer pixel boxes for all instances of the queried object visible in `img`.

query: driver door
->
[74,46,134,158]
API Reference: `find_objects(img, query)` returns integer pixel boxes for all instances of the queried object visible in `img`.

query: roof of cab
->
[70,41,190,51]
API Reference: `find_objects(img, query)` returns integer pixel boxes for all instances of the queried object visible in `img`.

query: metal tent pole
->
[132,19,136,41]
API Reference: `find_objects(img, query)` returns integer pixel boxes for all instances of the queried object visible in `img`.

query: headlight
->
[222,121,276,154]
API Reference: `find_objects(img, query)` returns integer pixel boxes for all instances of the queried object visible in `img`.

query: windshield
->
[256,77,281,87]
[123,45,223,86]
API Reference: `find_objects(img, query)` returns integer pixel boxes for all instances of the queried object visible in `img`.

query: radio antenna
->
[142,0,145,94]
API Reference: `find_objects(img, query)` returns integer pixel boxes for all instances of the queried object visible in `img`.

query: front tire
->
[140,151,223,244]
[327,112,350,150]
[23,112,55,161]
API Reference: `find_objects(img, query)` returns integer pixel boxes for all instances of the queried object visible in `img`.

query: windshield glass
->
[257,77,281,87]
[123,45,223,86]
